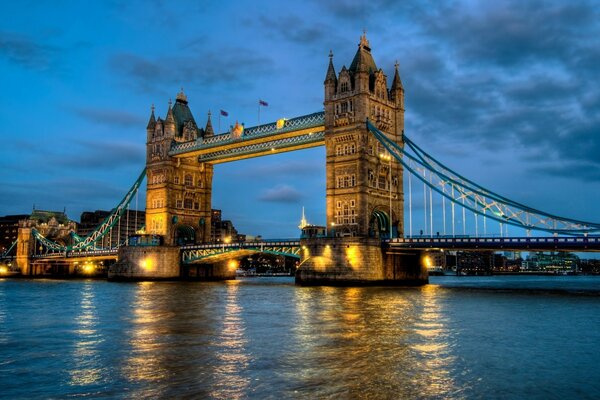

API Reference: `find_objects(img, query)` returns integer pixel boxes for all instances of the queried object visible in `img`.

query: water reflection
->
[68,281,104,386]
[290,285,460,398]
[209,280,251,399]
[409,285,459,398]
[123,282,171,397]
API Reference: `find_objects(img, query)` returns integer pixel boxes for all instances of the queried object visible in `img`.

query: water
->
[1,276,600,399]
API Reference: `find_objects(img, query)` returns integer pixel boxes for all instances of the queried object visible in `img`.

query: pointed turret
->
[205,110,214,137]
[324,50,337,101]
[325,50,337,83]
[390,61,404,106]
[147,104,156,129]
[164,99,176,136]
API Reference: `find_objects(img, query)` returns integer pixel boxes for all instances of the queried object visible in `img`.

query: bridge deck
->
[388,236,600,252]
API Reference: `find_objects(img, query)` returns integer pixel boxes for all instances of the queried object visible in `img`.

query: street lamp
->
[380,152,393,239]
[223,236,231,251]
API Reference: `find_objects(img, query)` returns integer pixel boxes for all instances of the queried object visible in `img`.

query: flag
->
[259,99,268,107]
[220,109,228,117]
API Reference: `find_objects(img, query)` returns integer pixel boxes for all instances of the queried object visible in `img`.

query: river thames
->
[1,276,599,399]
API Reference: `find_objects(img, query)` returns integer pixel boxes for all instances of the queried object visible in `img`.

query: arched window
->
[184,174,193,186]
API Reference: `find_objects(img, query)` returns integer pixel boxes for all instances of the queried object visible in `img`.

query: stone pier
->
[108,246,181,281]
[296,237,428,286]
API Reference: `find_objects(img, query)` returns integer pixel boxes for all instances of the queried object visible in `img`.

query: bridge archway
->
[369,209,390,239]
[174,224,196,246]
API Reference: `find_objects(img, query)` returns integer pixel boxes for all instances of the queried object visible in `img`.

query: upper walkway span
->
[169,112,325,163]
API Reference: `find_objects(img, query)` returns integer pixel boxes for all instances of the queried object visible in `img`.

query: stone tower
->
[145,90,213,245]
[324,33,405,239]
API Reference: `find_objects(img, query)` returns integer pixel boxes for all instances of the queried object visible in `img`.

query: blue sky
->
[1,0,599,238]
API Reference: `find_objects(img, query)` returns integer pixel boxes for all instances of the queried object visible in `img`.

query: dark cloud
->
[54,140,145,170]
[69,106,145,127]
[109,49,275,93]
[258,16,330,44]
[530,161,600,182]
[258,184,303,203]
[0,31,59,70]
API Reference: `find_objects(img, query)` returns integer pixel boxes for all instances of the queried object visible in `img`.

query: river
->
[1,276,599,399]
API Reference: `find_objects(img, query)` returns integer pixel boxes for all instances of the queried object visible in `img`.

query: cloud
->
[68,106,145,127]
[258,184,303,203]
[258,16,330,44]
[0,31,60,71]
[109,48,275,93]
[54,140,145,170]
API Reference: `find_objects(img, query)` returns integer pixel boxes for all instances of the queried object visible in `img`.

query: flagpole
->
[218,113,221,134]
[258,100,260,126]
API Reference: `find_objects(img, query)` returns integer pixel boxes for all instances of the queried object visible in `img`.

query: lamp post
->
[223,236,231,251]
[380,152,393,239]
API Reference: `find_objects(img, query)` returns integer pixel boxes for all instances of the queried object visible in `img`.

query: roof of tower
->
[325,50,337,83]
[172,90,197,136]
[348,33,377,75]
[391,61,403,90]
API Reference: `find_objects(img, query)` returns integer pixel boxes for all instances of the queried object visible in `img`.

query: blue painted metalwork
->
[181,240,301,263]
[32,169,147,253]
[198,131,325,162]
[169,111,325,156]
[367,120,600,234]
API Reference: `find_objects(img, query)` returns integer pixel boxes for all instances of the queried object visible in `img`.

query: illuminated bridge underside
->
[182,241,301,264]
[388,236,600,252]
[170,112,325,163]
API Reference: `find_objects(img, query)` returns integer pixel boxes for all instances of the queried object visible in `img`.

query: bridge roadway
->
[387,236,600,252]
[26,235,600,265]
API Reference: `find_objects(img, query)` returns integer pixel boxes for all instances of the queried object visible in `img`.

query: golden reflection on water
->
[122,281,172,397]
[209,280,251,400]
[68,282,103,386]
[410,284,458,398]
[291,284,459,398]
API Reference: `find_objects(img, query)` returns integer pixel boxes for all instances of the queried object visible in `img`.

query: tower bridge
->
[8,33,600,283]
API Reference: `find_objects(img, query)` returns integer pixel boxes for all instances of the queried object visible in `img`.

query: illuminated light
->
[276,118,287,129]
[140,257,154,271]
[83,264,95,274]
[345,245,361,270]
[228,260,239,270]
[423,255,432,268]
[271,148,276,151]
[302,246,307,250]
[0,266,8,274]
[224,236,232,244]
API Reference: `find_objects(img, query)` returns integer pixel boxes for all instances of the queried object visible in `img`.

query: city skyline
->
[1,0,599,238]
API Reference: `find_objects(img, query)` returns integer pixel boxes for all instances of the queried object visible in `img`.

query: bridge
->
[5,33,600,283]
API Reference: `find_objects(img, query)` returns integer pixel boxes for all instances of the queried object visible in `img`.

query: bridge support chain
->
[295,237,428,286]
[108,246,182,281]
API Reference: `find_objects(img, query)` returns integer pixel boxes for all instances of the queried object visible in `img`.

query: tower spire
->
[147,103,156,129]
[205,110,214,137]
[298,207,309,230]
[325,49,337,84]
[391,60,403,90]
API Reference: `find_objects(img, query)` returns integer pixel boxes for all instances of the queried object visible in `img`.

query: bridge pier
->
[108,246,181,281]
[296,237,428,286]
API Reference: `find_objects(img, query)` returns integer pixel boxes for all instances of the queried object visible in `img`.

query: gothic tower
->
[145,90,213,245]
[324,34,405,238]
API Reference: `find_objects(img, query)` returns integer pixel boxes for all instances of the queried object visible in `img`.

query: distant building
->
[78,209,145,248]
[210,209,240,243]
[0,214,29,253]
[523,252,579,272]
